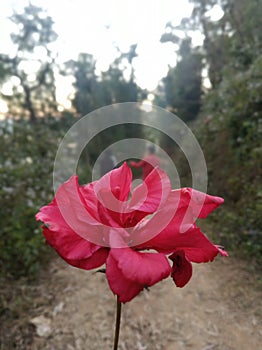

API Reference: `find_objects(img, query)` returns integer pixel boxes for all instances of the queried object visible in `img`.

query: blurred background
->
[0,0,261,347]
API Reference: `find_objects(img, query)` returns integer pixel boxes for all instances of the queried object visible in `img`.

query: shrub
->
[0,117,74,278]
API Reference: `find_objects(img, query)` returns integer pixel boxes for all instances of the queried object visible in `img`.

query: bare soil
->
[2,253,262,350]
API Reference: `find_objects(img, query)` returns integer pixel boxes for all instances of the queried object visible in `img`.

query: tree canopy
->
[0,4,58,121]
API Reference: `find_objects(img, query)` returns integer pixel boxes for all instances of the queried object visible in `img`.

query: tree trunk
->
[24,85,36,122]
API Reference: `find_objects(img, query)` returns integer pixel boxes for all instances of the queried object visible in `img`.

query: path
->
[25,254,262,350]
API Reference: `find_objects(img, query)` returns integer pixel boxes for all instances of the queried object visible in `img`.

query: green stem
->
[113,297,122,350]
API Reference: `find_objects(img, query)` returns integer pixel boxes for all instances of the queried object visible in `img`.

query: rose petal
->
[215,245,229,257]
[133,190,194,248]
[78,182,101,221]
[172,227,223,263]
[106,252,144,302]
[36,189,109,266]
[106,248,171,302]
[41,221,95,258]
[53,176,108,244]
[109,162,132,201]
[177,188,224,219]
[129,167,171,213]
[169,250,193,287]
[94,162,132,205]
[64,247,109,270]
[138,221,221,263]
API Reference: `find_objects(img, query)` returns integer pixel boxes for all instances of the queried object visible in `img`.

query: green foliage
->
[64,53,101,114]
[0,61,10,82]
[64,46,146,118]
[190,0,262,264]
[0,117,75,278]
[10,4,57,51]
[0,3,58,121]
[77,116,145,184]
[198,75,262,263]
[63,47,147,181]
[162,0,262,265]
[158,38,203,121]
[202,58,262,154]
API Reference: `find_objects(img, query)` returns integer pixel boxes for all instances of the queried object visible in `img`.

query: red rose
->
[36,163,227,302]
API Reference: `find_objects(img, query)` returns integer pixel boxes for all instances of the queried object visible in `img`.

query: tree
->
[0,4,58,121]
[63,53,102,115]
[62,45,146,175]
[64,45,146,116]
[160,37,203,121]
[172,0,262,260]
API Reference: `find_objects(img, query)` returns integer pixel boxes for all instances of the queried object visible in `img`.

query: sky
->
[0,0,223,112]
[0,1,194,90]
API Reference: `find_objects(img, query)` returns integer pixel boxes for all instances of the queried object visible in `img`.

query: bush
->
[0,117,75,278]
[190,58,262,265]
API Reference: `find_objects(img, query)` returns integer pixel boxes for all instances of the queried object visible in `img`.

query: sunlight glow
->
[141,100,153,112]
[147,93,155,101]
[205,5,224,22]
[2,82,14,96]
[55,75,75,108]
[0,100,8,114]
[58,100,71,112]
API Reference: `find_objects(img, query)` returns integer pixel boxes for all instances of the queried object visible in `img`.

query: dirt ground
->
[3,252,262,350]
